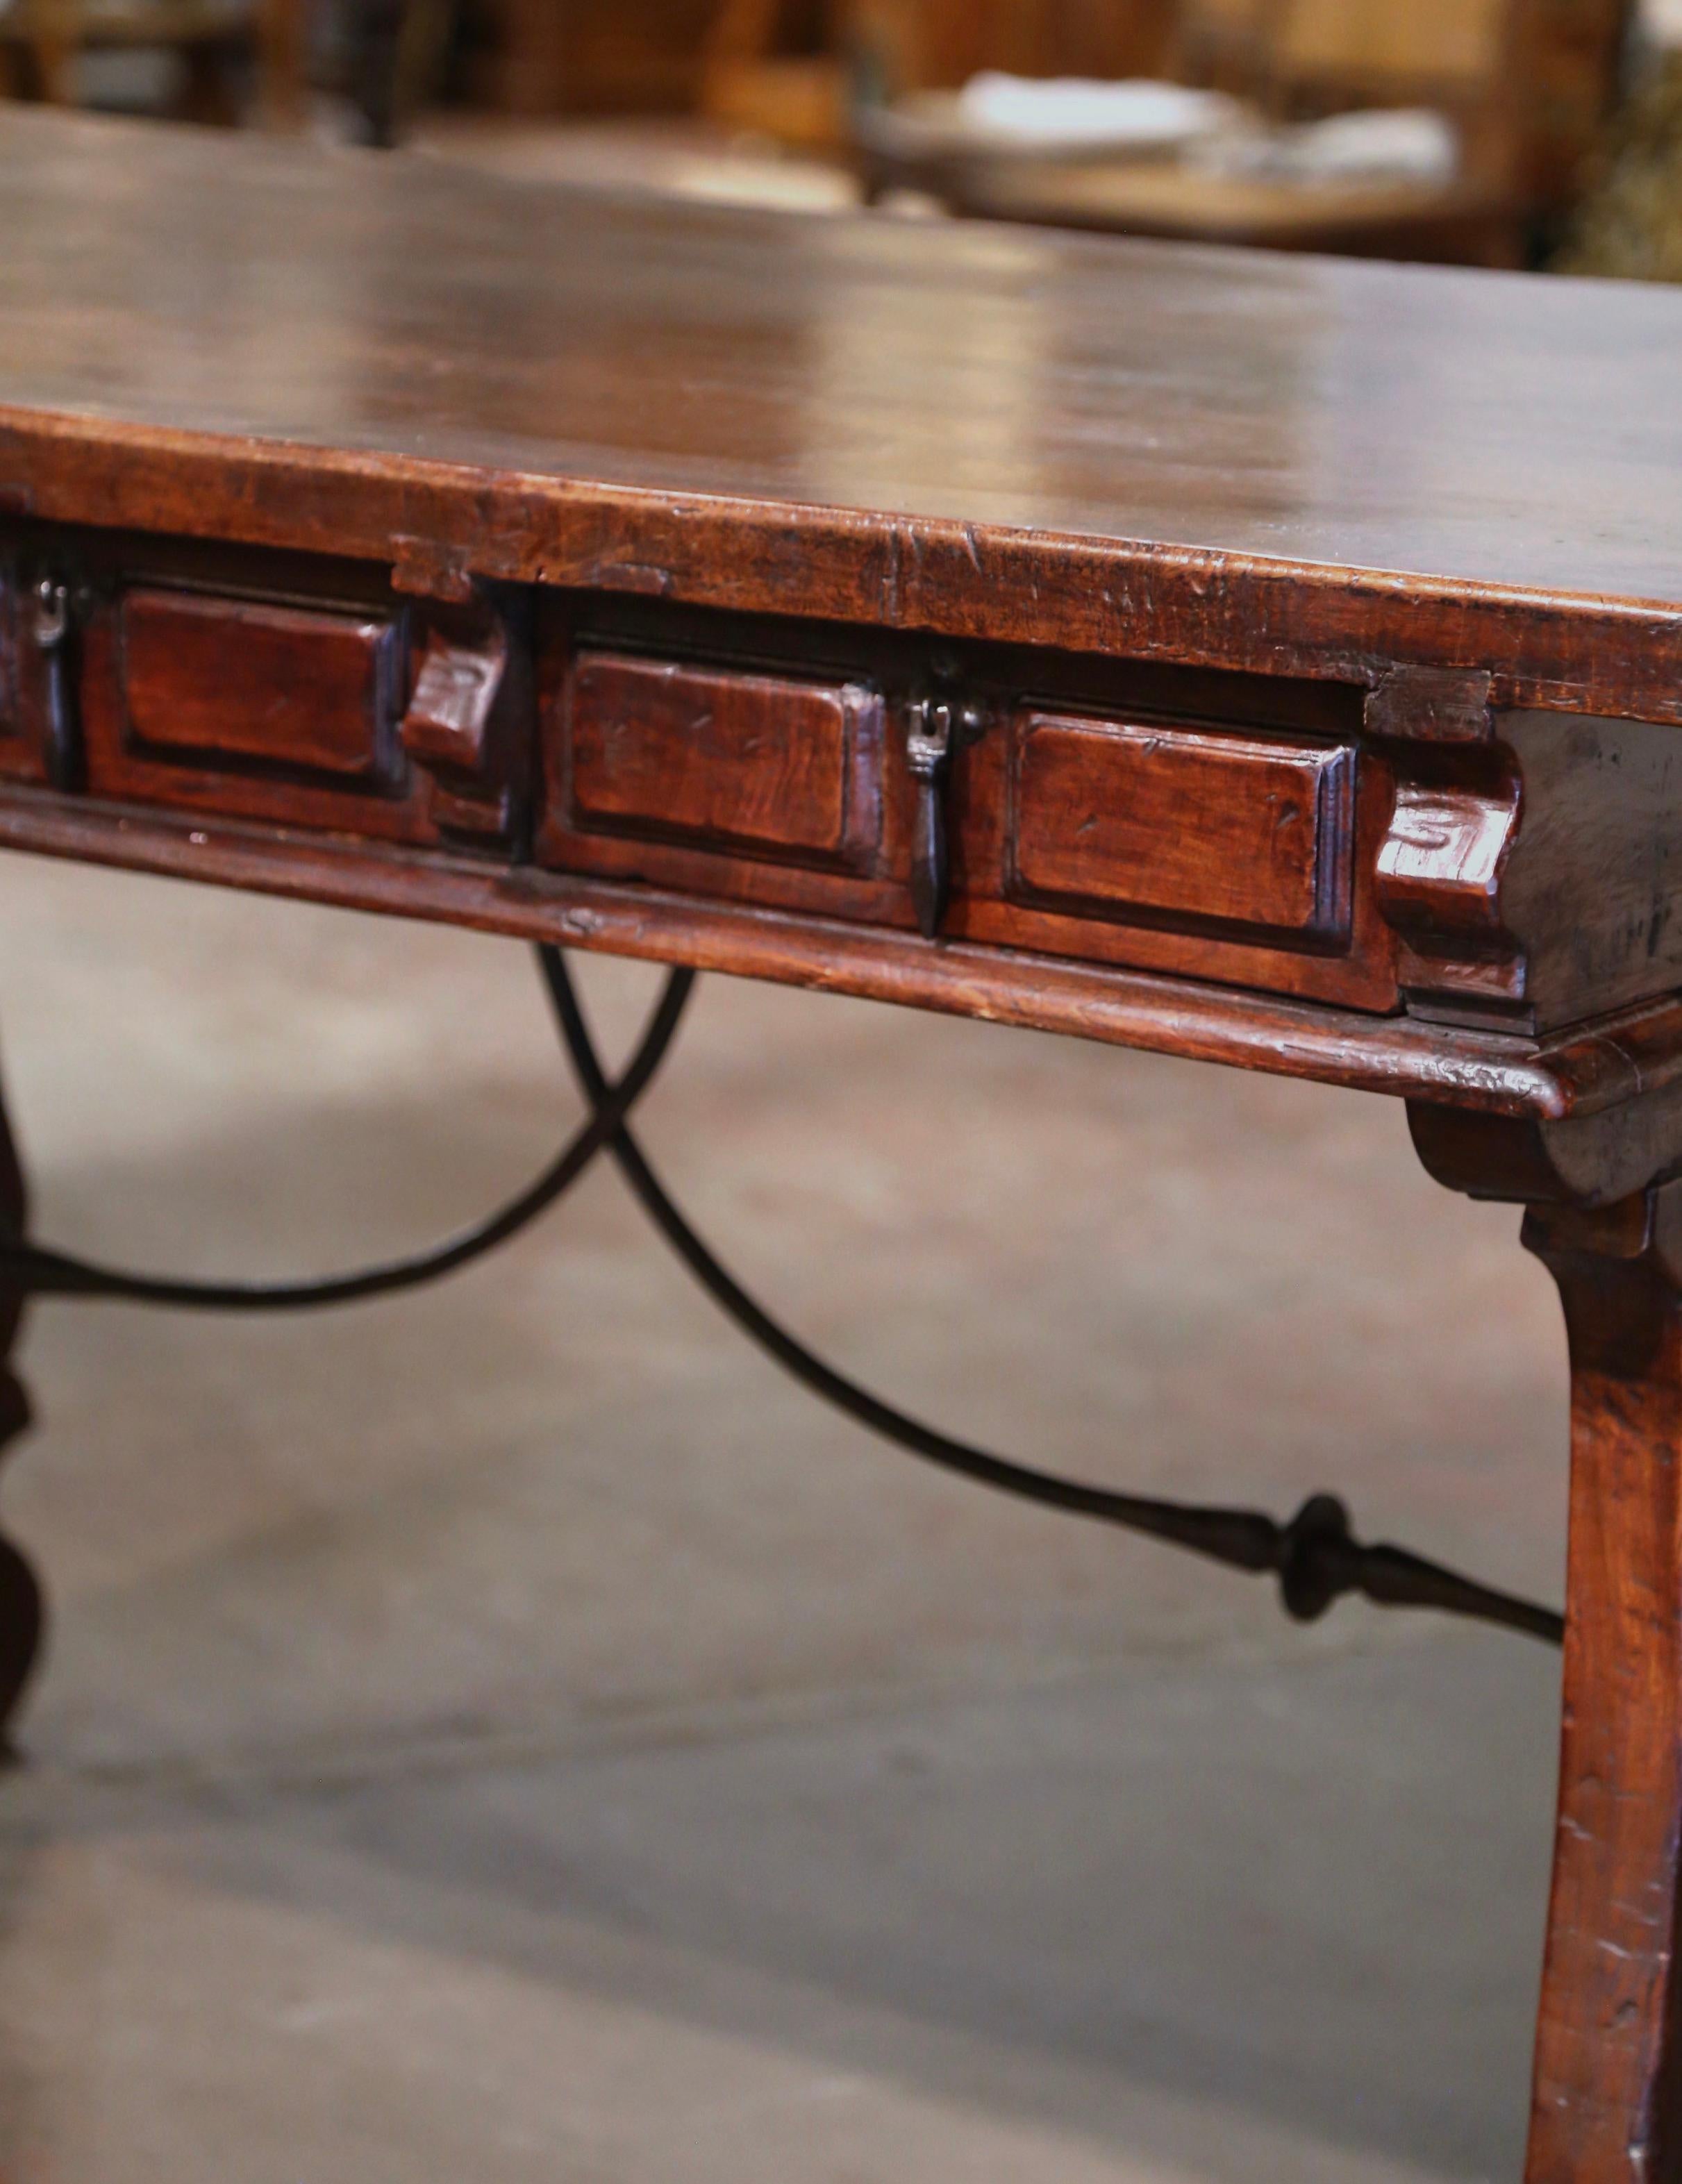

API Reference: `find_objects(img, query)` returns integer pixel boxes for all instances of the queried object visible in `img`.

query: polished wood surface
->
[0,121,1631,570]
[1,107,1682,723]
[76,536,449,841]
[0,115,1681,1051]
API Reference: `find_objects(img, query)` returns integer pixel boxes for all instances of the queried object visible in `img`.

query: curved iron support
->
[0,967,694,1310]
[535,948,1564,1649]
[0,946,1564,1656]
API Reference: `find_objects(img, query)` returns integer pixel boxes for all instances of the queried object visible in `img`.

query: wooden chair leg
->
[0,1062,41,1754]
[1522,1191,1682,2184]
[25,0,79,104]
[257,0,309,131]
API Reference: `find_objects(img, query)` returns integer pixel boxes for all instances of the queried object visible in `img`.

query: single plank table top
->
[0,108,1677,684]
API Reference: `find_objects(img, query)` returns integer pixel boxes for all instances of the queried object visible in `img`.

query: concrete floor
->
[0,851,1569,2181]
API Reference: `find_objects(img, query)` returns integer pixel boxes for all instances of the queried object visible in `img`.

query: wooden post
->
[1520,1191,1682,2184]
[0,1062,41,1754]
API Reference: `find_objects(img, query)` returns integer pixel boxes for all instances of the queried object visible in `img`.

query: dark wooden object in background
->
[0,1067,38,1754]
[3,108,1682,2183]
[852,0,1629,263]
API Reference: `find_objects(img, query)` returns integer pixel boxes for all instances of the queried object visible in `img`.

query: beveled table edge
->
[0,786,1669,1124]
[3,408,1681,727]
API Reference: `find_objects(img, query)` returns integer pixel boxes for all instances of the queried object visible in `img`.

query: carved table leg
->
[1408,1092,1682,2184]
[0,1062,41,1753]
[1521,1190,1682,2184]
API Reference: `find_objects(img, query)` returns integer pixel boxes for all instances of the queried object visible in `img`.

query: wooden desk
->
[2,105,1681,2182]
[866,151,1529,267]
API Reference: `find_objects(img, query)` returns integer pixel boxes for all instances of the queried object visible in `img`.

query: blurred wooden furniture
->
[10,108,1682,2181]
[1169,0,1271,92]
[938,160,1528,265]
[474,0,722,115]
[1172,0,1631,218]
[856,0,1629,260]
[844,0,1179,91]
[411,110,855,207]
[0,0,307,122]
[346,0,459,144]
[1556,44,1682,283]
[700,0,1179,147]
[701,0,843,145]
[1202,0,1631,219]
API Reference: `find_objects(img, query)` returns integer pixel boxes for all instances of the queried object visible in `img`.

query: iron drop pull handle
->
[32,577,81,792]
[904,692,983,940]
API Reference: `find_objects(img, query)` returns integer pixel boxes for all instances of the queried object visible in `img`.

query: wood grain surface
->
[119,589,397,778]
[564,650,881,867]
[1008,712,1352,942]
[0,110,1681,722]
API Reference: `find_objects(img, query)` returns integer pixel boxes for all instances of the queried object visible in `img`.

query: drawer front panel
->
[120,589,401,782]
[72,539,524,849]
[1009,712,1354,945]
[538,629,904,924]
[565,649,881,869]
[535,599,1393,1008]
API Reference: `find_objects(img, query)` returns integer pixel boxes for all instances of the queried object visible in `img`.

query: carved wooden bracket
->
[400,604,524,840]
[1374,766,1524,1017]
[1372,677,1682,1037]
[402,624,506,772]
[1366,667,1523,1024]
[1409,1078,1682,1210]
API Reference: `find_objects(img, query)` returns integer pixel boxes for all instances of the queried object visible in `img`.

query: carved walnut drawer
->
[0,537,516,844]
[532,597,1394,1013]
[8,531,1682,1055]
